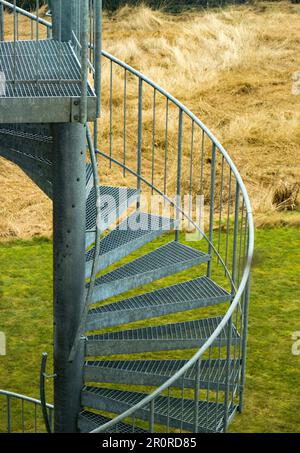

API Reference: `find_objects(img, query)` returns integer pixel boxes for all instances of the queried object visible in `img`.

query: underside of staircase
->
[0,0,253,434]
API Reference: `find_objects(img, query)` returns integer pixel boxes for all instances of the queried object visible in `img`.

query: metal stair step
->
[85,186,140,247]
[89,241,210,304]
[84,359,240,391]
[85,212,176,277]
[86,317,239,356]
[86,276,230,330]
[78,410,147,433]
[81,387,237,433]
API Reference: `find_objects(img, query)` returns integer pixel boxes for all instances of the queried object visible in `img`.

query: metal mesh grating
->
[93,242,209,287]
[87,316,239,342]
[82,387,237,432]
[88,276,230,314]
[85,358,240,386]
[78,410,147,433]
[86,212,175,262]
[0,40,95,97]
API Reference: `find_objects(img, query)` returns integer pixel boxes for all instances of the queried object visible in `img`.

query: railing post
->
[52,123,86,433]
[223,316,233,432]
[137,77,143,208]
[207,143,216,277]
[232,181,240,288]
[239,274,251,413]
[149,400,155,433]
[175,109,183,241]
[80,0,89,124]
[0,2,4,41]
[193,358,201,433]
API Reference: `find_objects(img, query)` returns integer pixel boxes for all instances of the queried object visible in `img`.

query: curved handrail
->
[0,389,54,433]
[0,0,52,28]
[0,389,53,409]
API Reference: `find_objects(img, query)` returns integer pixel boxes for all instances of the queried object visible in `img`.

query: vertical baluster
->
[217,156,225,265]
[31,19,33,40]
[80,0,89,123]
[36,0,39,89]
[214,336,222,431]
[166,387,170,433]
[223,316,233,432]
[6,395,11,433]
[109,59,113,167]
[238,201,246,285]
[164,98,169,197]
[193,358,201,433]
[232,181,240,288]
[149,400,155,433]
[0,1,4,41]
[175,109,183,241]
[123,68,127,176]
[151,88,156,194]
[16,12,18,40]
[225,168,232,276]
[94,0,102,117]
[57,0,62,84]
[137,77,143,208]
[239,224,250,413]
[205,346,212,432]
[200,130,205,195]
[180,375,185,432]
[188,121,194,231]
[13,0,16,89]
[207,143,216,278]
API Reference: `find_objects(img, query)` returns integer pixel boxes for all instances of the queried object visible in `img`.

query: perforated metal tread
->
[84,359,240,391]
[86,185,139,233]
[78,410,147,433]
[88,241,210,304]
[85,212,176,277]
[81,387,237,433]
[86,317,239,356]
[86,276,230,330]
[0,40,95,97]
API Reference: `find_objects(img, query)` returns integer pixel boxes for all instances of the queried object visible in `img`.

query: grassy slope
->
[0,227,299,432]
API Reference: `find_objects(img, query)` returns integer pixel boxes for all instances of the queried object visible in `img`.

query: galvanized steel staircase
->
[0,0,254,434]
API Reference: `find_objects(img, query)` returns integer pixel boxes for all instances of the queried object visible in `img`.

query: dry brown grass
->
[1,1,300,239]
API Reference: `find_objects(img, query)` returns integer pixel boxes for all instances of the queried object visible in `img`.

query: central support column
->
[52,123,86,433]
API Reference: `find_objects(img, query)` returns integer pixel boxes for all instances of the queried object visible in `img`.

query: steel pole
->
[52,122,86,433]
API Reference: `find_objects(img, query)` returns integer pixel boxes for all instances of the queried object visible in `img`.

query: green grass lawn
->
[0,227,300,432]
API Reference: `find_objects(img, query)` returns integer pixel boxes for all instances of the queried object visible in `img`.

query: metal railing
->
[86,50,254,433]
[0,390,53,433]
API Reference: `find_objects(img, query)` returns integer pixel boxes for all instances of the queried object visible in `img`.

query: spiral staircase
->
[0,1,254,433]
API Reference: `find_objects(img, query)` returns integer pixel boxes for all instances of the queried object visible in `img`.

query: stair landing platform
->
[0,39,97,123]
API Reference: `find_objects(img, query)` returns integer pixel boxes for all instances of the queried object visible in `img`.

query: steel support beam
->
[52,123,86,433]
